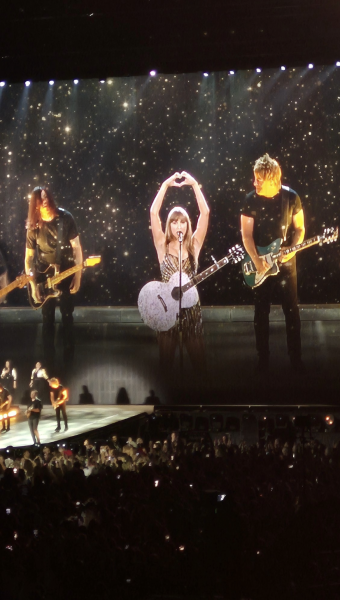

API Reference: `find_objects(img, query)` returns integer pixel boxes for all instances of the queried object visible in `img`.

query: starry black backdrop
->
[0,65,339,307]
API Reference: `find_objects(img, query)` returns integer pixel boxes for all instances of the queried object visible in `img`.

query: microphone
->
[177,231,183,242]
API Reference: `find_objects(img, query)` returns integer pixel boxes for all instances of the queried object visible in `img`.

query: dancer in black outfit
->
[29,361,49,405]
[25,187,83,369]
[1,360,17,398]
[241,154,305,372]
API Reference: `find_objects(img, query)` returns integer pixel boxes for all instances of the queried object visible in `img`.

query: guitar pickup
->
[243,261,256,275]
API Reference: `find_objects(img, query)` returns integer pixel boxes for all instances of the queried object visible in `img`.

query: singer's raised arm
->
[179,171,210,254]
[150,172,181,262]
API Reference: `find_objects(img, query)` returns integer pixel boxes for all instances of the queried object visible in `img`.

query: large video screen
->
[0,65,339,307]
[0,65,339,405]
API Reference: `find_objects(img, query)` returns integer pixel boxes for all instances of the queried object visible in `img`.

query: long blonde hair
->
[164,207,195,263]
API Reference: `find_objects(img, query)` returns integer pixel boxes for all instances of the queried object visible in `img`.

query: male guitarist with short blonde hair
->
[241,154,305,372]
[49,377,69,433]
[25,187,83,369]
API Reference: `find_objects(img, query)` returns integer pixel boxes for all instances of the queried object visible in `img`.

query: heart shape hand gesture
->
[165,171,197,188]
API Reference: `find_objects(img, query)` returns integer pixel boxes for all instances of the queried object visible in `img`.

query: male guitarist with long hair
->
[241,154,305,373]
[25,187,83,369]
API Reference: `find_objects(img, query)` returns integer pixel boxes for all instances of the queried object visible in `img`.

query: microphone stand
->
[177,231,184,385]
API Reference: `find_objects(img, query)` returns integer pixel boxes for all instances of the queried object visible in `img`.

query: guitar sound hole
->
[171,287,183,301]
[157,295,168,313]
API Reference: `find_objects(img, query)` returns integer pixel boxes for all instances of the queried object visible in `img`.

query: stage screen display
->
[0,65,339,405]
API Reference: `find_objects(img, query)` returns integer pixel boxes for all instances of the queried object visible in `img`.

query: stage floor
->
[0,405,154,450]
[1,305,340,406]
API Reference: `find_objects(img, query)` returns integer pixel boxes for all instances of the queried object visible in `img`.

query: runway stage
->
[1,305,340,406]
[0,405,154,450]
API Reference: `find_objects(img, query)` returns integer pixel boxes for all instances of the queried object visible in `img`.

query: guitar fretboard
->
[183,255,231,292]
[274,235,323,259]
[0,275,30,300]
[45,263,83,287]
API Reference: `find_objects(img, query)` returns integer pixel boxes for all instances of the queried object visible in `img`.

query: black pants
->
[28,417,40,443]
[1,413,10,431]
[253,259,301,361]
[42,287,74,368]
[55,403,68,429]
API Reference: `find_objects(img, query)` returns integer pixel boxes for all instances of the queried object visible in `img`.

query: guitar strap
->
[55,208,64,270]
[281,185,292,243]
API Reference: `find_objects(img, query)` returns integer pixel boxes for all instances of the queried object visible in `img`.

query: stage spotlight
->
[74,79,79,84]
[229,70,235,75]
[325,414,335,428]
[308,63,314,69]
[281,66,286,71]
[25,81,31,87]
[256,68,261,73]
[203,72,209,77]
[149,70,157,77]
[99,80,105,83]
[336,62,340,67]
[0,81,5,87]
[49,80,54,86]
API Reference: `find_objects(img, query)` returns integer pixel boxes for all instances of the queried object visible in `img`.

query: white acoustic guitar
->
[138,245,244,332]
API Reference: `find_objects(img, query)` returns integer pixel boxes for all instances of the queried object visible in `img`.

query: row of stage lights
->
[1,62,340,87]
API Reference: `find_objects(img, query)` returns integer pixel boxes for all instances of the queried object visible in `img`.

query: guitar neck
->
[48,263,83,286]
[182,254,231,292]
[0,277,29,300]
[275,235,323,259]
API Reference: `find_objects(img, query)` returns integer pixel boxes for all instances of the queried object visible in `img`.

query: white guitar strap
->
[55,208,64,270]
[281,185,291,243]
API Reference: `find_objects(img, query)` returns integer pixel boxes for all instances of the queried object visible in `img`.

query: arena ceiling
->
[1,0,340,81]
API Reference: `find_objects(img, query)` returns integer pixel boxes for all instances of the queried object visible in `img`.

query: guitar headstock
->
[84,256,101,267]
[228,244,245,264]
[321,227,339,244]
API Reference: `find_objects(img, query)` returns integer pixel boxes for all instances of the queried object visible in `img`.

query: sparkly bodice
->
[160,253,196,283]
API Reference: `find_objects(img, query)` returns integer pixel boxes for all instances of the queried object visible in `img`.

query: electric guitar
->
[0,274,32,301]
[138,245,245,332]
[242,227,338,288]
[52,389,69,410]
[31,256,101,308]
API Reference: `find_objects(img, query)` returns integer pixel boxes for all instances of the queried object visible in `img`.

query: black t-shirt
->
[26,208,78,271]
[241,186,302,247]
[29,398,42,420]
[50,385,66,404]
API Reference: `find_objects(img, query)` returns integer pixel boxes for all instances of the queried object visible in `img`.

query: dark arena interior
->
[1,2,340,599]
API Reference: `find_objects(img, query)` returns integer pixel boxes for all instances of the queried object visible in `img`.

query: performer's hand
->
[30,282,41,304]
[70,272,81,294]
[162,172,182,188]
[177,171,197,187]
[279,249,296,263]
[255,257,271,274]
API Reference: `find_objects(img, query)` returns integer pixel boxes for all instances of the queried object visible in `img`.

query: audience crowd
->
[1,426,340,600]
